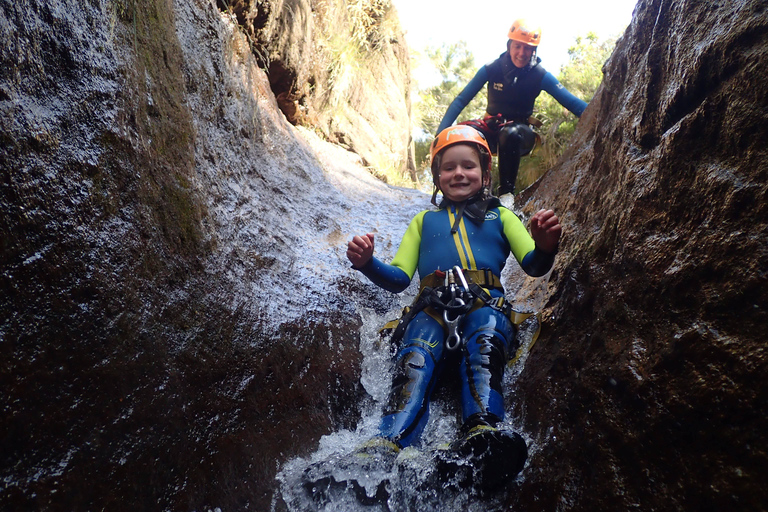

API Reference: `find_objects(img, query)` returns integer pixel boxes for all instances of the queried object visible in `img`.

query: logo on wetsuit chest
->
[492,82,504,91]
[485,211,499,221]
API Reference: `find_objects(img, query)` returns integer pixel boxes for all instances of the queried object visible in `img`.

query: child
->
[437,19,588,204]
[346,125,561,490]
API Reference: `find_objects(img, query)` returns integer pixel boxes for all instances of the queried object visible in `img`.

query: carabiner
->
[442,267,471,351]
[443,297,465,351]
[451,266,470,291]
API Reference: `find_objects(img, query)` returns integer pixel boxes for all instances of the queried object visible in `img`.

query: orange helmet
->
[430,125,492,173]
[429,125,492,205]
[507,19,542,47]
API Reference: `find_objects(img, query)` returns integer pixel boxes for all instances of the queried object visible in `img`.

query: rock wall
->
[0,0,420,510]
[216,0,416,179]
[2,0,767,510]
[512,0,768,509]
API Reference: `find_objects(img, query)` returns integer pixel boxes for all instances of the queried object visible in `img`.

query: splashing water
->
[276,264,552,511]
[270,121,555,511]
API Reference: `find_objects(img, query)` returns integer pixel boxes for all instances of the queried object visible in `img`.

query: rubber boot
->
[302,437,400,505]
[436,416,528,492]
[453,423,528,491]
[497,122,536,200]
[497,127,522,198]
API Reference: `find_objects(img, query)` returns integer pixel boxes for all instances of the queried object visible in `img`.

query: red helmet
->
[508,19,542,47]
[430,125,492,173]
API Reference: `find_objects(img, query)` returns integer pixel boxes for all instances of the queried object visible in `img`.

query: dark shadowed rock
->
[2,0,767,510]
[1,1,420,510]
[511,0,768,510]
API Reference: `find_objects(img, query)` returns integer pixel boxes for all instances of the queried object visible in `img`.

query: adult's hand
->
[347,233,375,268]
[530,209,561,253]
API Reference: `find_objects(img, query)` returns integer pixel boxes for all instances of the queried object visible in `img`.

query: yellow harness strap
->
[379,271,543,366]
[419,269,503,293]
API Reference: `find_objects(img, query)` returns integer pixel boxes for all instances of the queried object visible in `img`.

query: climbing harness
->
[459,115,543,156]
[380,267,541,358]
[459,113,504,136]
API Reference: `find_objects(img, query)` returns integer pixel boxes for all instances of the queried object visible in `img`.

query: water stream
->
[275,244,553,511]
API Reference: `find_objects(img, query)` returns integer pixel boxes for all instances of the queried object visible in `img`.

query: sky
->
[390,0,639,85]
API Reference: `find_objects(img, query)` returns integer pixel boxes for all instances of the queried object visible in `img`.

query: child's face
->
[437,144,487,202]
[509,41,534,68]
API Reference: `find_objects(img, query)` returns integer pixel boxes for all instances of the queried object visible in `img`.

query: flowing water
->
[274,225,554,511]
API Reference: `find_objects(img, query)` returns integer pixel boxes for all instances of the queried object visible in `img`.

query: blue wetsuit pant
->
[378,305,515,448]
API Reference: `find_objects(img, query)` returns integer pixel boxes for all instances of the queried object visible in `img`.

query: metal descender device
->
[443,266,471,351]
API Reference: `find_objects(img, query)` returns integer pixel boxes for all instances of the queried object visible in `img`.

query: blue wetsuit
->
[437,55,587,133]
[437,54,587,195]
[356,197,555,447]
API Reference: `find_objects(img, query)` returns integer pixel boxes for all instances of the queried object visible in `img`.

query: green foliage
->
[412,32,616,192]
[518,32,616,189]
[560,32,614,97]
[417,42,486,135]
[413,41,487,180]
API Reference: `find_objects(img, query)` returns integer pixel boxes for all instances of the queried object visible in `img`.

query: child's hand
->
[530,209,561,253]
[347,233,375,268]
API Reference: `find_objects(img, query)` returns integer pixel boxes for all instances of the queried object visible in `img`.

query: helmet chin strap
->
[436,189,500,234]
[430,185,441,207]
[431,171,490,207]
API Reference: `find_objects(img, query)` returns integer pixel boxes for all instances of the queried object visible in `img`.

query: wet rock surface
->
[1,1,420,510]
[512,0,768,510]
[1,0,767,510]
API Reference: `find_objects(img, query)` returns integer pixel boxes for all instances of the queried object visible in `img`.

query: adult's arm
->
[436,67,489,134]
[540,72,588,117]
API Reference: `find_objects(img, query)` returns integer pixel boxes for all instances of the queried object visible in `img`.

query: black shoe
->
[439,425,528,492]
[496,184,515,197]
[302,437,400,505]
[434,443,474,491]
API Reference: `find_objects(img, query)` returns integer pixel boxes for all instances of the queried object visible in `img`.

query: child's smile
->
[438,144,487,202]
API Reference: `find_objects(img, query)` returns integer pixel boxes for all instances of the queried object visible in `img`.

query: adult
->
[437,19,588,203]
